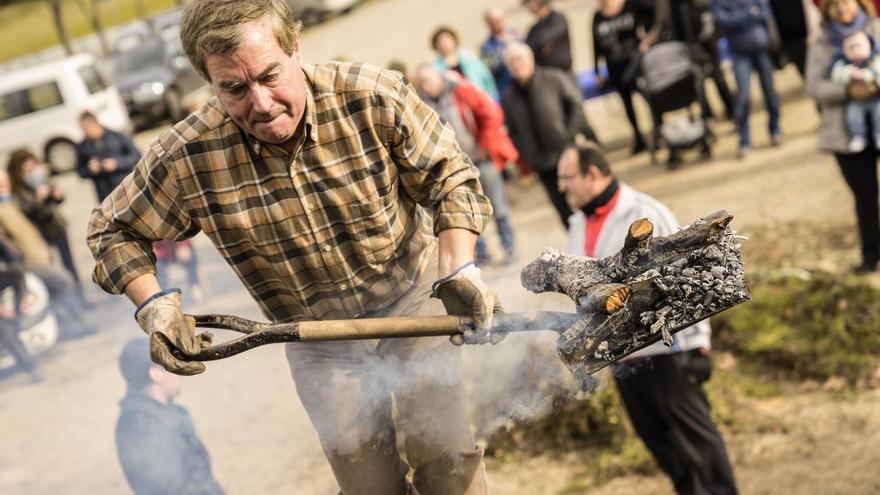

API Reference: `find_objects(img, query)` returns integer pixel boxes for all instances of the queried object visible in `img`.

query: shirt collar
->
[581,178,620,217]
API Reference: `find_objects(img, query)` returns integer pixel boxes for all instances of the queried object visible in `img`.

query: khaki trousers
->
[286,257,487,495]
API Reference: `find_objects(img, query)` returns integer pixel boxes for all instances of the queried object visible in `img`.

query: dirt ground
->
[2,0,879,494]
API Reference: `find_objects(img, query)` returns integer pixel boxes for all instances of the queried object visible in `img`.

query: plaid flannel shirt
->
[87,62,492,322]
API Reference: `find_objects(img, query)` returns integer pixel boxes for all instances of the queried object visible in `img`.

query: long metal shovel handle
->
[181,311,579,362]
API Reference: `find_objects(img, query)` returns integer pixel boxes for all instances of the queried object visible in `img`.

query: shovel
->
[178,210,750,381]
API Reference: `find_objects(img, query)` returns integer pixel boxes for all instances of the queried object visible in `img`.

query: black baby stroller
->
[638,41,714,168]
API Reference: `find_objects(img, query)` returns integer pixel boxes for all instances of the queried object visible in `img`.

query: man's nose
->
[251,85,274,114]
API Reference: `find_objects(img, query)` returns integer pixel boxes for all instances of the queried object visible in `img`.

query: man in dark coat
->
[523,0,574,72]
[116,337,224,495]
[76,111,142,203]
[502,42,598,229]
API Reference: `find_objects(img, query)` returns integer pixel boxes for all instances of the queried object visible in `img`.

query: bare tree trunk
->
[70,0,108,54]
[48,0,74,56]
[88,0,109,55]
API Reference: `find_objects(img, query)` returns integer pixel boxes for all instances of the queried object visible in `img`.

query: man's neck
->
[538,7,552,20]
[143,385,170,405]
[581,178,618,216]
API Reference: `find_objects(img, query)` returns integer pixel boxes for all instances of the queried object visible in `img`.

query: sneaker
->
[736,146,751,159]
[849,135,867,153]
[771,133,782,147]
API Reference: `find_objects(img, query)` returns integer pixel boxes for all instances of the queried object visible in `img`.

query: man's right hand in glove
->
[135,289,212,375]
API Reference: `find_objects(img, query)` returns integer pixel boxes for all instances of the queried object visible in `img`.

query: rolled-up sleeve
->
[385,73,493,235]
[87,143,195,294]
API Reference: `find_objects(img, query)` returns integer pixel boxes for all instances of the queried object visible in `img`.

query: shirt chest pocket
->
[336,199,399,266]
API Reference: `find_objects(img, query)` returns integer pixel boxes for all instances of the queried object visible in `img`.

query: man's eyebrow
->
[217,63,281,90]
[258,62,281,79]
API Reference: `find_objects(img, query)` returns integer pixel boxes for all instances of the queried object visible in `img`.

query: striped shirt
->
[87,62,492,323]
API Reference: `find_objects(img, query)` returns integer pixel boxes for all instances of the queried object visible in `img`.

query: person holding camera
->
[6,149,82,297]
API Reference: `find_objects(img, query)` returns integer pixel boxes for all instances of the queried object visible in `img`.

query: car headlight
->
[131,82,165,103]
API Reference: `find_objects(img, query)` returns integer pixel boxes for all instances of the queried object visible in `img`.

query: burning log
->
[521,211,750,385]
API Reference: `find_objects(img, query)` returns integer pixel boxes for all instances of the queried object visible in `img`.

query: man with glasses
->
[557,142,738,495]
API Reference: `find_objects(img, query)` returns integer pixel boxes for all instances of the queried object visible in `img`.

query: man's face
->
[506,49,535,83]
[525,0,544,16]
[80,119,103,140]
[485,9,506,35]
[416,67,445,99]
[152,365,182,399]
[206,18,307,146]
[557,149,596,210]
[844,32,872,64]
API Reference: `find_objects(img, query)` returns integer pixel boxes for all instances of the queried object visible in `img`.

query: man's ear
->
[148,365,165,384]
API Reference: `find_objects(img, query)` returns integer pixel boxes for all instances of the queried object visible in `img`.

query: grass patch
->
[712,271,880,385]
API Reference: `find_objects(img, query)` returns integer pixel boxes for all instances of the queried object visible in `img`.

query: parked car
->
[110,32,203,128]
[288,0,362,26]
[0,54,131,174]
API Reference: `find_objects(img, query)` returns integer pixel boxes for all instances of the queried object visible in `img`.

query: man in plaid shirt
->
[87,0,498,492]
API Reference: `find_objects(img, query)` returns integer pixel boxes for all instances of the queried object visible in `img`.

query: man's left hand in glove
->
[431,262,504,345]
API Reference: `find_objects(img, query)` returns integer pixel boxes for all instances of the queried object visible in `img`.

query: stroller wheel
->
[667,149,683,170]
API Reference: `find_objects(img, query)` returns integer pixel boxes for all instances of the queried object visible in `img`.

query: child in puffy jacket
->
[831,30,880,152]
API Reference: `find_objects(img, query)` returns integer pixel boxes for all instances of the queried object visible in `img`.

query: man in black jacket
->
[76,111,142,203]
[116,337,224,495]
[523,0,573,72]
[502,42,598,228]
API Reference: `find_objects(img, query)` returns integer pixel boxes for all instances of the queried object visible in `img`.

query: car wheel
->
[44,139,78,175]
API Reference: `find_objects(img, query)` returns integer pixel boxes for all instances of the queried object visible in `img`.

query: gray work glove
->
[431,263,504,345]
[135,290,213,375]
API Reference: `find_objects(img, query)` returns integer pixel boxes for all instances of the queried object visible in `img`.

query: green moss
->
[712,272,880,385]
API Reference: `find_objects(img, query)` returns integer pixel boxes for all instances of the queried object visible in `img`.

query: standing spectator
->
[807,0,880,273]
[644,0,737,120]
[0,170,94,339]
[414,66,518,265]
[0,266,42,383]
[591,0,654,154]
[770,0,810,78]
[502,42,598,229]
[6,149,83,299]
[153,240,206,302]
[432,26,500,101]
[523,0,574,72]
[77,111,142,203]
[558,142,739,495]
[481,7,521,97]
[711,0,782,158]
[116,337,225,495]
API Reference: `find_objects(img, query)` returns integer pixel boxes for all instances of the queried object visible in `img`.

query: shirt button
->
[340,284,348,290]
[322,244,331,252]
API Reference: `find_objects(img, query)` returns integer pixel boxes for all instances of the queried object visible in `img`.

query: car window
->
[78,65,108,94]
[0,82,64,122]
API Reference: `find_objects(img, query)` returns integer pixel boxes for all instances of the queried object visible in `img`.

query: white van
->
[0,54,131,174]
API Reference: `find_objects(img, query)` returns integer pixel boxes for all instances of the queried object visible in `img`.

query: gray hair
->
[180,0,303,81]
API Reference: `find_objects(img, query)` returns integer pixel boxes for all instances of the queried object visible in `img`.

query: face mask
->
[23,167,48,189]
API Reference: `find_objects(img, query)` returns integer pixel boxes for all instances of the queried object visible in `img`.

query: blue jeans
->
[732,51,780,148]
[845,99,880,140]
[474,161,515,262]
